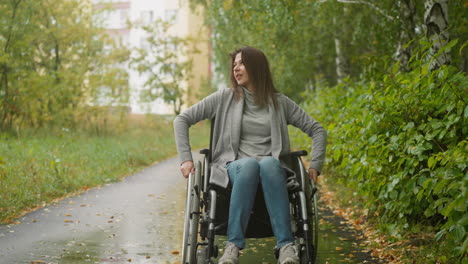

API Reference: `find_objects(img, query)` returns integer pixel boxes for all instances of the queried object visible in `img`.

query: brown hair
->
[229,46,278,108]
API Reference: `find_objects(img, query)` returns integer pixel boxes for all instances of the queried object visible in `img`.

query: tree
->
[396,0,418,71]
[189,0,466,94]
[0,0,130,131]
[132,19,195,115]
[0,0,34,130]
[424,0,450,70]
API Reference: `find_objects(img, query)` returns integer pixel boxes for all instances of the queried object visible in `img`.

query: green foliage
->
[299,44,467,261]
[131,19,197,115]
[191,0,467,101]
[192,0,424,101]
[0,0,130,132]
[0,115,209,222]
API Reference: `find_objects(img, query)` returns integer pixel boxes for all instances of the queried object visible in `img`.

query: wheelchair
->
[181,147,319,264]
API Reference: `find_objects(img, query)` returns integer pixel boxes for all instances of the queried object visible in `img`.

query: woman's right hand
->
[180,160,195,178]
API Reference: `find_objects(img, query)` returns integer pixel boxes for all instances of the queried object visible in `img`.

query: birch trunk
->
[424,0,450,69]
[333,10,349,83]
[396,0,417,71]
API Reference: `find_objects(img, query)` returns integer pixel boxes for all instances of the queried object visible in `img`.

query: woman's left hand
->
[308,168,318,183]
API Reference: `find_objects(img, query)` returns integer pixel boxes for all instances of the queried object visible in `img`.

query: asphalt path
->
[0,154,189,264]
[0,153,384,264]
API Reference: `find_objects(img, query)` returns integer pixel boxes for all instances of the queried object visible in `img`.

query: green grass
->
[0,115,210,222]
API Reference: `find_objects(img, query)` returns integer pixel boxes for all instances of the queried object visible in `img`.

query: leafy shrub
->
[295,42,467,260]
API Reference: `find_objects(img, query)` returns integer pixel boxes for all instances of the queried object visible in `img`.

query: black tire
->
[182,161,202,263]
[300,179,319,264]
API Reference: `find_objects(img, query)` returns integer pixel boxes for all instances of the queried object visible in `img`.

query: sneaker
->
[277,243,299,264]
[218,242,240,264]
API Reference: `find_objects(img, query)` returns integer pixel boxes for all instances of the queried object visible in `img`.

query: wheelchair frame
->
[181,149,319,264]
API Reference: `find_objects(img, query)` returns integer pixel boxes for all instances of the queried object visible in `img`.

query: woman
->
[174,46,326,264]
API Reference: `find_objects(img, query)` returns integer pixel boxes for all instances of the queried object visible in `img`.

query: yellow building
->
[164,0,211,109]
[93,0,211,114]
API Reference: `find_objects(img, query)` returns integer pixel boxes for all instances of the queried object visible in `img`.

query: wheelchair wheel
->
[292,155,319,264]
[182,161,202,264]
[300,179,319,264]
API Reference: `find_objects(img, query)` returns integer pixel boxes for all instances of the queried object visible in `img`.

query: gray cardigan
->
[173,88,327,188]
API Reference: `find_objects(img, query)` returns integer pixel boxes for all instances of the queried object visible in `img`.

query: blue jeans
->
[226,157,294,249]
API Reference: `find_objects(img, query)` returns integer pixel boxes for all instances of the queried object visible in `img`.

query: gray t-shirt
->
[237,88,272,159]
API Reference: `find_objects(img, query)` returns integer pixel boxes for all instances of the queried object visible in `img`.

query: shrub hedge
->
[293,42,467,261]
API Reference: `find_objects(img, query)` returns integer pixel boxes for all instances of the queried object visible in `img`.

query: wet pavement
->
[0,156,186,264]
[0,153,384,264]
[228,203,385,264]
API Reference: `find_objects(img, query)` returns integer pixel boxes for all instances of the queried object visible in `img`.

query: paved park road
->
[0,153,383,264]
[0,154,189,264]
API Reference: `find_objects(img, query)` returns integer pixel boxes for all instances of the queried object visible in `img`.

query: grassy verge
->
[0,114,209,223]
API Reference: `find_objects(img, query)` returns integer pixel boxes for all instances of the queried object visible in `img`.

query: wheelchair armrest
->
[199,149,210,155]
[288,150,308,157]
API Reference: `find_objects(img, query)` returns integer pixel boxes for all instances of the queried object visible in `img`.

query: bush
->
[295,44,467,261]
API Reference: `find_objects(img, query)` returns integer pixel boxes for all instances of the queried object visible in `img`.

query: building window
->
[165,9,178,22]
[120,9,129,28]
[141,10,154,25]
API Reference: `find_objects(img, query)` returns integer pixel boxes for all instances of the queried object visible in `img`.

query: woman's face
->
[233,52,251,89]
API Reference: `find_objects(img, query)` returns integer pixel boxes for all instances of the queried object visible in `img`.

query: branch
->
[339,0,394,20]
[318,0,394,20]
[4,0,22,53]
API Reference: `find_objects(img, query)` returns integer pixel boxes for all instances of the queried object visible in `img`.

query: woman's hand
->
[180,160,195,178]
[308,168,319,183]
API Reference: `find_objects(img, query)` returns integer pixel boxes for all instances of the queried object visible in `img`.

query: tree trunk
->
[333,12,349,83]
[54,40,61,83]
[1,0,22,130]
[424,0,450,70]
[396,0,417,71]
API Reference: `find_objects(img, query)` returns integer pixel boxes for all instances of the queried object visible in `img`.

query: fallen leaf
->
[146,256,151,259]
[171,250,180,255]
[335,247,343,251]
[127,258,132,262]
[64,220,73,223]
[64,214,72,217]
